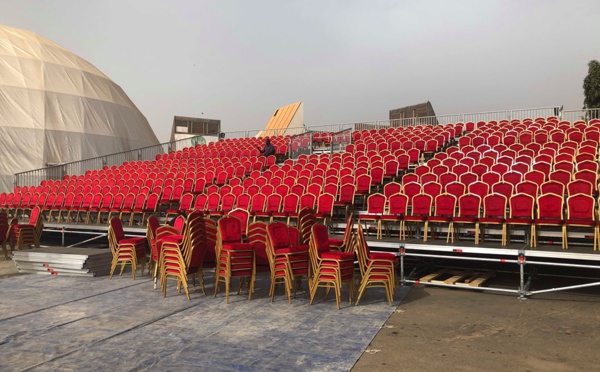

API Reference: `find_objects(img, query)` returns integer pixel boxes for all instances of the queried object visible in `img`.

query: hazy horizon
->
[1,0,599,142]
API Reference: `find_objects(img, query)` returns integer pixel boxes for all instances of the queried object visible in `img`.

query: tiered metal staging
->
[42,221,146,247]
[34,219,600,298]
[369,237,600,299]
[8,222,147,276]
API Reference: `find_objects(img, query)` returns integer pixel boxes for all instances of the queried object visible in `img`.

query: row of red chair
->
[359,191,597,250]
[9,116,600,243]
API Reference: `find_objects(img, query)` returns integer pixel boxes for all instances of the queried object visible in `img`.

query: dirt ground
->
[0,258,18,278]
[352,285,600,372]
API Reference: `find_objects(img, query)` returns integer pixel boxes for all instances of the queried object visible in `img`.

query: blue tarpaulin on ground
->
[0,272,408,371]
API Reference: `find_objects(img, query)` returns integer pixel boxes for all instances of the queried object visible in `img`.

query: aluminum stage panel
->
[12,247,113,277]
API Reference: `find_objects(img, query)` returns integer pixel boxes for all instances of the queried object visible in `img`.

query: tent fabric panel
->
[43,63,84,97]
[43,128,83,167]
[82,71,115,103]
[0,55,44,90]
[0,86,45,129]
[0,28,16,56]
[38,41,82,71]
[5,28,42,60]
[44,91,85,132]
[0,126,45,190]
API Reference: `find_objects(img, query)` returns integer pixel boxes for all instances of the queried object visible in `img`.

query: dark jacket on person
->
[259,140,275,157]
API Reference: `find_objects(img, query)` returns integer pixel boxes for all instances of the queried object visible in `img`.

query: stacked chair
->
[214,215,256,303]
[308,224,355,309]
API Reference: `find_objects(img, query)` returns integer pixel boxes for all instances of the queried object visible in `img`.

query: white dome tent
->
[0,25,159,191]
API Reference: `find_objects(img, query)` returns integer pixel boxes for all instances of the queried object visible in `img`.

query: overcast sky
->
[1,0,599,142]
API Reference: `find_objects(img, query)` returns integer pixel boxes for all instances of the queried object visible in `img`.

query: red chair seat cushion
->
[160,235,183,243]
[222,243,254,250]
[121,237,146,245]
[321,251,354,260]
[566,219,595,227]
[534,218,564,225]
[275,246,309,254]
[369,252,397,261]
[365,274,392,281]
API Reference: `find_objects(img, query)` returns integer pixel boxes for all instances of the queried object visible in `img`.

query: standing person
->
[257,138,275,157]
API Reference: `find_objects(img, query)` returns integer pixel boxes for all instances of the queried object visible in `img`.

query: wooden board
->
[421,269,495,288]
[468,271,496,287]
[443,271,472,285]
[419,270,449,283]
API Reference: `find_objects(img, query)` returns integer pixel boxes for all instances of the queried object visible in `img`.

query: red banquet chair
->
[381,193,409,241]
[214,215,256,303]
[506,193,535,246]
[427,193,456,243]
[297,207,317,245]
[359,193,386,240]
[565,194,598,251]
[160,211,208,299]
[533,193,565,248]
[329,213,355,253]
[247,222,270,273]
[315,193,335,227]
[108,217,146,280]
[354,224,397,306]
[308,224,355,309]
[451,194,481,244]
[266,221,310,303]
[146,215,160,281]
[151,216,185,289]
[8,206,43,251]
[479,193,507,246]
[404,193,433,242]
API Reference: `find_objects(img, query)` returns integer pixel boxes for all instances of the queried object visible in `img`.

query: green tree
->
[583,60,600,119]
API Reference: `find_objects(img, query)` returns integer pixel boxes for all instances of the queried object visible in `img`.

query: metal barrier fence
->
[330,128,353,153]
[373,107,561,128]
[562,109,600,122]
[509,107,561,121]
[13,105,598,188]
[289,132,312,159]
[376,114,463,128]
[13,138,192,187]
[462,110,511,124]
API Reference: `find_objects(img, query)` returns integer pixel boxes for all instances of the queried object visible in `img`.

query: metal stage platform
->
[368,236,600,300]
[38,220,600,299]
[43,222,146,247]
